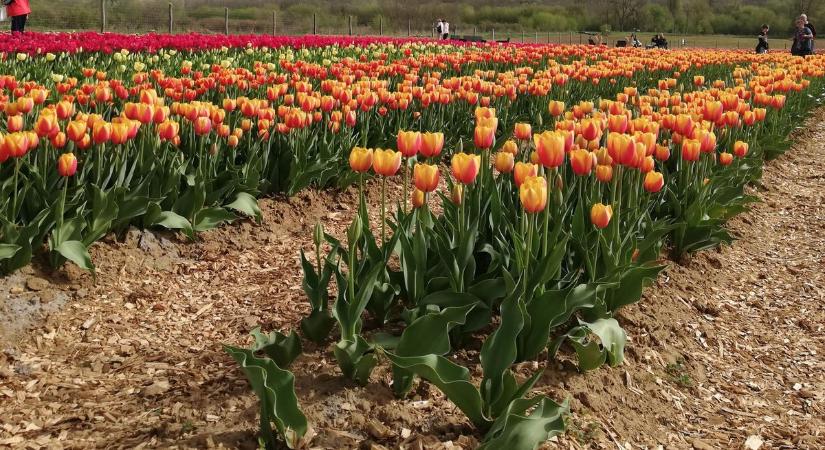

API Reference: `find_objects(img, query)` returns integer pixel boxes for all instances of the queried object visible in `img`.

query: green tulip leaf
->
[226,192,262,223]
[55,240,95,274]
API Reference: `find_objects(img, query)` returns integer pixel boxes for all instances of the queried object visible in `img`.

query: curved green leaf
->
[55,240,95,274]
[226,192,262,223]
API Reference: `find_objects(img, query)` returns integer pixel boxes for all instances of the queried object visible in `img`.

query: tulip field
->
[1,31,824,449]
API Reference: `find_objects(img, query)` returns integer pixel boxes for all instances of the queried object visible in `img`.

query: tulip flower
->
[413,163,439,192]
[420,132,444,158]
[570,149,593,176]
[194,116,212,136]
[349,147,373,173]
[719,152,734,166]
[590,203,613,229]
[451,184,463,206]
[595,164,613,183]
[607,114,628,134]
[373,149,401,177]
[519,175,547,214]
[514,162,538,187]
[451,153,481,184]
[514,123,532,141]
[92,122,112,144]
[411,188,425,209]
[50,132,67,149]
[643,171,664,193]
[500,140,518,155]
[534,131,565,168]
[57,152,78,177]
[607,132,637,166]
[733,141,749,157]
[474,125,495,150]
[111,122,130,145]
[681,139,701,162]
[158,120,180,142]
[7,115,24,133]
[397,130,422,157]
[494,152,515,174]
[548,100,565,117]
[654,144,670,161]
[579,118,602,142]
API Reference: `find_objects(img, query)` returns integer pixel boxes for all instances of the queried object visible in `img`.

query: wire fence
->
[14,0,806,51]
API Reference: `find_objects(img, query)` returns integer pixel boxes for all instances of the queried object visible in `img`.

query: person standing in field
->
[5,0,31,33]
[442,19,450,40]
[435,19,443,39]
[791,16,814,56]
[801,14,816,51]
[756,24,769,54]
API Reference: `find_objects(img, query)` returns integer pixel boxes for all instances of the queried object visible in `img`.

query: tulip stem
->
[523,211,533,301]
[402,159,408,214]
[11,158,20,222]
[56,177,68,246]
[380,175,387,246]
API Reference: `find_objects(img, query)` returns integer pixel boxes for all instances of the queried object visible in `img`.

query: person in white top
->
[442,21,450,39]
[435,19,443,38]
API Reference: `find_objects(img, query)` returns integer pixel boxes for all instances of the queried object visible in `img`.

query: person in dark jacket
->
[792,16,814,56]
[5,0,31,32]
[756,24,769,54]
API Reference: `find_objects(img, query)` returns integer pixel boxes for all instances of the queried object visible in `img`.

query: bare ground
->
[1,111,824,450]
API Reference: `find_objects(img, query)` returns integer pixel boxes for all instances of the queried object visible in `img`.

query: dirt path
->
[1,112,824,450]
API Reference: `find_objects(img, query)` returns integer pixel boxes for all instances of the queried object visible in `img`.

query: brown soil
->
[1,111,824,450]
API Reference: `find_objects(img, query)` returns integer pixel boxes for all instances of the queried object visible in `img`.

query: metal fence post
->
[313,13,317,34]
[492,28,495,41]
[535,30,538,43]
[273,11,277,35]
[348,16,353,36]
[224,8,229,35]
[100,0,106,33]
[379,16,383,36]
[168,3,173,34]
[408,19,411,37]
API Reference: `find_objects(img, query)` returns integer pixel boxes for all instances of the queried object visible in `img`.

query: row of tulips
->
[228,49,825,449]
[1,36,823,448]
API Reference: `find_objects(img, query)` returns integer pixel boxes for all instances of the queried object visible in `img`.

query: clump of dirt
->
[1,111,824,449]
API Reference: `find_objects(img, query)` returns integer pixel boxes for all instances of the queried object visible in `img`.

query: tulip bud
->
[501,140,518,155]
[411,188,425,209]
[643,171,664,193]
[313,222,324,250]
[413,163,439,192]
[57,152,78,177]
[519,176,547,214]
[349,146,373,173]
[451,184,463,206]
[347,215,362,248]
[590,203,613,229]
[494,152,515,174]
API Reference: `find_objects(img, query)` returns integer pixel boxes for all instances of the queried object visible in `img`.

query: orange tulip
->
[349,147,373,173]
[595,164,613,183]
[514,123,532,140]
[534,131,565,168]
[570,149,593,176]
[719,152,734,166]
[194,116,212,136]
[548,100,565,117]
[640,156,655,173]
[411,188,425,209]
[519,176,547,214]
[158,120,179,141]
[34,114,59,138]
[4,132,30,158]
[501,139,518,155]
[56,101,75,121]
[420,132,444,158]
[643,171,664,193]
[703,101,723,123]
[654,144,670,161]
[451,153,481,184]
[413,163,439,192]
[733,141,749,157]
[110,122,130,145]
[474,124,495,150]
[66,120,88,142]
[513,162,538,187]
[373,149,402,176]
[50,132,67,149]
[681,139,701,162]
[674,114,694,136]
[590,203,613,229]
[579,118,602,142]
[397,130,422,157]
[92,121,112,144]
[494,151,515,174]
[57,152,77,177]
[607,114,628,134]
[607,132,636,166]
[7,115,23,133]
